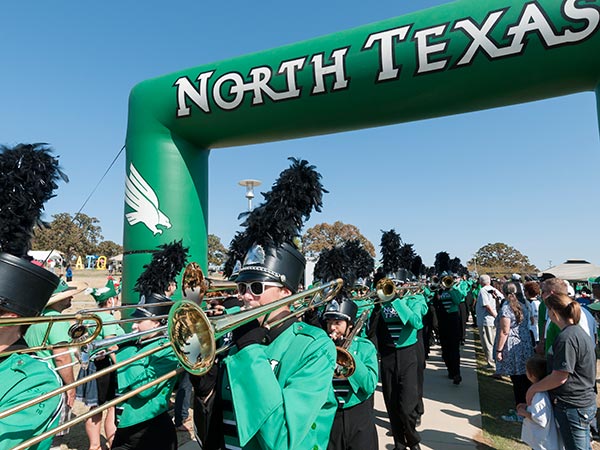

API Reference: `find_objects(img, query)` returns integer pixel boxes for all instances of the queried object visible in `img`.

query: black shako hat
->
[0,253,60,317]
[0,143,67,317]
[223,158,327,294]
[234,242,306,293]
[131,293,173,320]
[323,298,358,325]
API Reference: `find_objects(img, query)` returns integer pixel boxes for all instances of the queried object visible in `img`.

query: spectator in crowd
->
[576,287,592,309]
[539,278,597,354]
[65,264,73,282]
[526,293,596,450]
[524,281,541,345]
[476,275,502,369]
[496,282,534,422]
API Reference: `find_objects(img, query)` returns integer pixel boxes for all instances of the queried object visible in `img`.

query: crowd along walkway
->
[179,328,483,450]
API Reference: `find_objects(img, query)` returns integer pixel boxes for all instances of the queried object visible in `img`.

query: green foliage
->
[208,234,227,265]
[96,240,123,258]
[302,221,376,257]
[32,212,104,262]
[468,243,537,277]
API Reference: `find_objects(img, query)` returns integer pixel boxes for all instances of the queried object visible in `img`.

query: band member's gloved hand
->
[232,319,269,349]
[222,296,243,310]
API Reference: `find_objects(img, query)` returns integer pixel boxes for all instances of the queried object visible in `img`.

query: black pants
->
[458,302,468,342]
[327,397,378,450]
[380,344,421,448]
[423,304,438,359]
[415,328,425,417]
[510,374,532,406]
[112,411,177,450]
[436,310,461,378]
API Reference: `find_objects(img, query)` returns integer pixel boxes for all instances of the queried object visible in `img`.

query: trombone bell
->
[169,300,216,376]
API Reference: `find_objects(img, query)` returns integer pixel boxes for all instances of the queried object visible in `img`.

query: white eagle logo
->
[125,163,172,235]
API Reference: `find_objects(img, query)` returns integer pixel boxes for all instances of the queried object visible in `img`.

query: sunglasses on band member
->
[237,281,283,296]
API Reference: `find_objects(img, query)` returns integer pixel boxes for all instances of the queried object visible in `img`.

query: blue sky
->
[2,0,599,270]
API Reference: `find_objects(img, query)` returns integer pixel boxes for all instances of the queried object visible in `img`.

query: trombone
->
[0,312,103,358]
[6,278,343,449]
[333,309,370,379]
[169,278,344,375]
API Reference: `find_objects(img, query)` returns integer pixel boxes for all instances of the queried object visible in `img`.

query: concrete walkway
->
[179,328,483,450]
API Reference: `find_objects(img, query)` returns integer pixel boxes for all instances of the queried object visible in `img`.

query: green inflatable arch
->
[122,0,600,303]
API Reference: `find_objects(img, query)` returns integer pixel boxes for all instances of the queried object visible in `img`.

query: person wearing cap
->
[374,286,428,450]
[431,272,469,385]
[111,293,180,450]
[538,278,597,355]
[323,298,378,450]
[77,279,124,450]
[24,277,88,444]
[0,253,65,450]
[192,242,338,450]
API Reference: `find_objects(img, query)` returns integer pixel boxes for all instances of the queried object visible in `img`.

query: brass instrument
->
[79,326,168,368]
[168,278,344,375]
[362,277,425,305]
[441,275,455,289]
[76,301,175,328]
[0,313,103,358]
[334,309,370,379]
[3,279,344,449]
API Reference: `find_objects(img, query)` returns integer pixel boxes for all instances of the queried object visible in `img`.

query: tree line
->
[34,214,538,277]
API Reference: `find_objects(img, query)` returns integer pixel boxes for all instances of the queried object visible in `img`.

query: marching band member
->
[432,273,468,385]
[112,241,188,450]
[313,239,378,450]
[375,289,428,450]
[77,279,124,450]
[191,157,337,450]
[325,299,378,450]
[0,143,68,450]
[0,254,64,450]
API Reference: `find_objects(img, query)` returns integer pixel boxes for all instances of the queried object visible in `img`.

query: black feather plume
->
[223,231,248,278]
[380,229,402,275]
[314,239,373,297]
[0,143,68,257]
[223,157,326,273]
[134,240,189,297]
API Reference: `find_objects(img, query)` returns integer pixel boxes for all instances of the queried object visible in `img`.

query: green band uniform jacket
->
[0,351,63,450]
[115,336,179,428]
[332,336,378,409]
[380,294,428,348]
[222,321,337,450]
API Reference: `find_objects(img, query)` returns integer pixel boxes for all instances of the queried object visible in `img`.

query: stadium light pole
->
[238,179,262,211]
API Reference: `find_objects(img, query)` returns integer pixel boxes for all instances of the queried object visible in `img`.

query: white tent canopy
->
[542,260,600,282]
[27,250,63,264]
[109,254,123,262]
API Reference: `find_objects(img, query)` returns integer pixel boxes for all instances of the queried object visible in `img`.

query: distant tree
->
[208,234,227,265]
[96,240,123,258]
[303,221,375,257]
[434,251,451,274]
[32,212,103,262]
[450,257,469,276]
[468,242,537,277]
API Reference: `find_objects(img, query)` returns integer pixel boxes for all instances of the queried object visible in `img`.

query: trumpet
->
[5,278,343,449]
[364,278,425,305]
[334,309,369,379]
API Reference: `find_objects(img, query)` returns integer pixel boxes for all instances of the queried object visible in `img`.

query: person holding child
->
[526,293,596,450]
[517,354,564,450]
